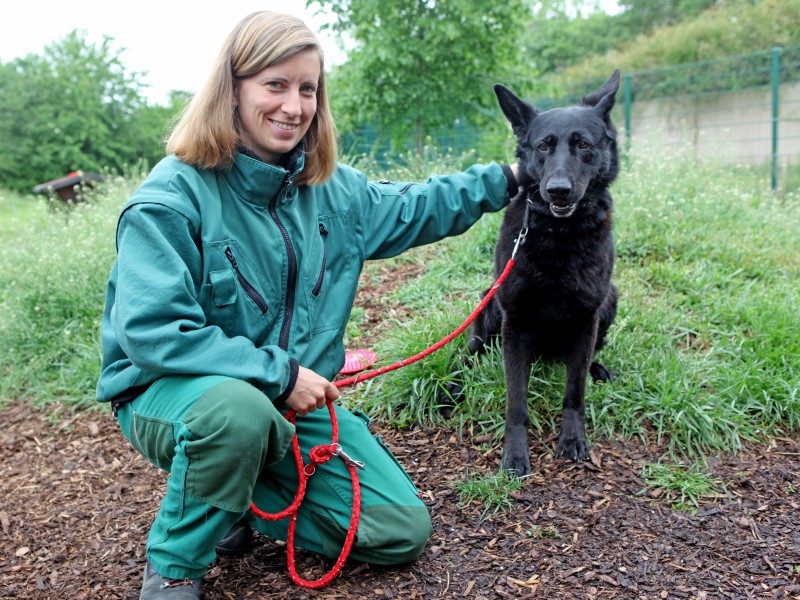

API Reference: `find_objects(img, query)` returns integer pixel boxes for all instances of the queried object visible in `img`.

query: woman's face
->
[235,48,320,164]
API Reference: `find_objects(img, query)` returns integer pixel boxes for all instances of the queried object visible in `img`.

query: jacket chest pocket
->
[224,247,269,313]
[310,222,328,298]
[303,214,358,335]
[200,244,278,345]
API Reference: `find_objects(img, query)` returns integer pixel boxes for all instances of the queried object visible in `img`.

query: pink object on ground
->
[339,350,377,375]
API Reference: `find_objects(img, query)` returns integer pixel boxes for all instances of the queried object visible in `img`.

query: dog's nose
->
[545,179,572,199]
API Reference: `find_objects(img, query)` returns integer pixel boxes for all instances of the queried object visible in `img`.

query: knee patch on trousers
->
[313,504,432,565]
[182,379,295,512]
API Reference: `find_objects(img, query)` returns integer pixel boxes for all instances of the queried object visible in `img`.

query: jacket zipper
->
[312,223,327,297]
[270,173,298,351]
[225,247,268,314]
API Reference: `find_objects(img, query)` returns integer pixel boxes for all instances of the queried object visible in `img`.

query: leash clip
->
[333,443,365,469]
[512,197,535,258]
[512,226,528,258]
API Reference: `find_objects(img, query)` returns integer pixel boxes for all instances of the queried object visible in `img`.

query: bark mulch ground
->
[2,259,799,598]
[2,399,799,599]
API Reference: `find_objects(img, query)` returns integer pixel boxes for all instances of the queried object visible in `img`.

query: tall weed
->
[1,145,798,461]
[0,173,144,409]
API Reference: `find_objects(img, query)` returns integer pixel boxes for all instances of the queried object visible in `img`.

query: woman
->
[96,11,519,599]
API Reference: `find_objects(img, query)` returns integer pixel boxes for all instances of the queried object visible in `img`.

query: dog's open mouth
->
[549,202,578,217]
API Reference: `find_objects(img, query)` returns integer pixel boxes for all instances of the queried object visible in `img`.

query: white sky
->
[2,1,622,106]
[0,1,344,105]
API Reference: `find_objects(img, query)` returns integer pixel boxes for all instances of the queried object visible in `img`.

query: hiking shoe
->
[140,560,202,599]
[215,520,253,555]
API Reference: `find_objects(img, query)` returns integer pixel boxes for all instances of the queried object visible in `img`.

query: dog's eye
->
[537,143,549,152]
[578,141,591,150]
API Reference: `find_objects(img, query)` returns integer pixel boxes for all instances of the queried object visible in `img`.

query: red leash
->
[250,255,519,588]
[248,400,361,589]
[335,256,517,388]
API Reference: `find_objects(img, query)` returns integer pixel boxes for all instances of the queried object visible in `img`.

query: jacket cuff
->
[274,357,299,403]
[501,164,519,198]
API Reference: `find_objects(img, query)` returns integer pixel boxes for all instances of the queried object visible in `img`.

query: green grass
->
[0,188,47,240]
[454,468,525,520]
[345,147,800,464]
[0,173,146,409]
[641,461,723,512]
[0,147,798,516]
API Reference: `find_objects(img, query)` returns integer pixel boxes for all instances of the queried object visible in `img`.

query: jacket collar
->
[224,145,306,208]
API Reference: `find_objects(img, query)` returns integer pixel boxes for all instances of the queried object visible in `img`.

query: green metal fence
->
[515,46,800,191]
[619,45,800,191]
[342,46,800,191]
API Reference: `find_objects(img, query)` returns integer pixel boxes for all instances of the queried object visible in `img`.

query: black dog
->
[449,70,621,477]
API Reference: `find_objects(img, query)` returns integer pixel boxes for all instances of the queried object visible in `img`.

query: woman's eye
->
[301,85,318,96]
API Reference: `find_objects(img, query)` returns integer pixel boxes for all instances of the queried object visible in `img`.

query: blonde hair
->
[165,12,338,185]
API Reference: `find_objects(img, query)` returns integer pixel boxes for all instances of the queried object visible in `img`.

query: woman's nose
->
[282,90,302,117]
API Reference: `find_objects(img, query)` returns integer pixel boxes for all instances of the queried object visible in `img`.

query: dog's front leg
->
[501,320,533,476]
[556,319,599,461]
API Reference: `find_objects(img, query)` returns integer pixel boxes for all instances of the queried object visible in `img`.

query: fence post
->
[771,47,781,191]
[624,72,632,154]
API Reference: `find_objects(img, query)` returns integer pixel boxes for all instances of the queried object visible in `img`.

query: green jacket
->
[96,152,514,406]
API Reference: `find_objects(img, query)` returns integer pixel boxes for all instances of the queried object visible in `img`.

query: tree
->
[0,31,171,193]
[550,0,800,86]
[616,0,719,32]
[523,0,629,75]
[316,0,538,154]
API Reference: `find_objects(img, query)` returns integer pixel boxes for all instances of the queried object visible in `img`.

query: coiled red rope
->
[250,256,518,589]
[249,400,360,589]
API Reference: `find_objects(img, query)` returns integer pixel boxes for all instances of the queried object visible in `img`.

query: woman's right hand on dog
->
[512,162,534,193]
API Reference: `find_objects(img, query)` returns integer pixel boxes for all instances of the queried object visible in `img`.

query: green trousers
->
[115,375,432,580]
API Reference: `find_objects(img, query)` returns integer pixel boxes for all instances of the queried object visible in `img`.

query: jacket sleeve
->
[359,162,514,260]
[111,201,296,400]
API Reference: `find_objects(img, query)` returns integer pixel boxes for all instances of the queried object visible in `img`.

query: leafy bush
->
[552,0,800,90]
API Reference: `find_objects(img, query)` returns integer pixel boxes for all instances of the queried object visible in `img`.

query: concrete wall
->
[628,81,800,166]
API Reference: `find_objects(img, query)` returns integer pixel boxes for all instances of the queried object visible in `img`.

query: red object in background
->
[339,350,377,375]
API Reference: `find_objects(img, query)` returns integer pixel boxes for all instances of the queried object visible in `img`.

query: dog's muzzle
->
[543,180,580,218]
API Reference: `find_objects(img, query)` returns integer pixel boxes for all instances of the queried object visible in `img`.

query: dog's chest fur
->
[494,190,614,337]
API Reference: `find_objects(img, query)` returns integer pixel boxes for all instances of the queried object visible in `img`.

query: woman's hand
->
[286,366,340,416]
[511,161,533,192]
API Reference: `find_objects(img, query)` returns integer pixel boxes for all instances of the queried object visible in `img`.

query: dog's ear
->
[494,84,539,139]
[582,69,621,111]
[582,69,621,138]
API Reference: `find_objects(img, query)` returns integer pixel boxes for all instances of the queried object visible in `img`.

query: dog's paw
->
[501,451,531,477]
[555,435,590,462]
[438,382,464,419]
[589,361,615,383]
[556,411,590,462]
[502,434,531,476]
